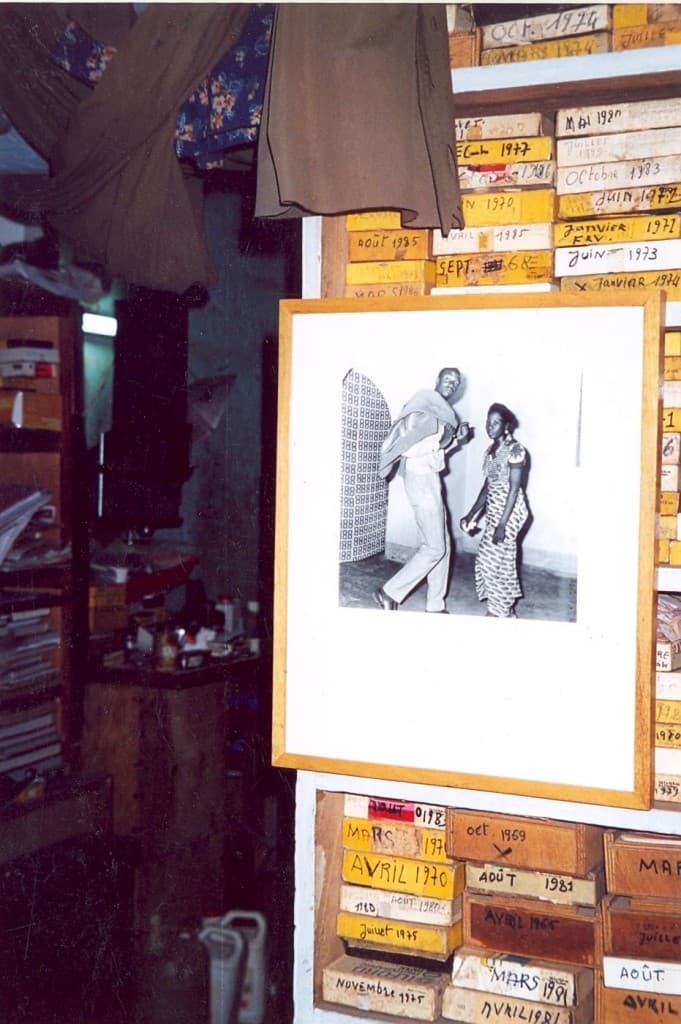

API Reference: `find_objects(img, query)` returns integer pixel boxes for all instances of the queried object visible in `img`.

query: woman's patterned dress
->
[475,435,528,617]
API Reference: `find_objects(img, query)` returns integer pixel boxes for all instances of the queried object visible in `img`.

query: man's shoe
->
[373,587,398,610]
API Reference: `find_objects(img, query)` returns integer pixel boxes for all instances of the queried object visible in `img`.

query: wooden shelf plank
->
[451,45,681,116]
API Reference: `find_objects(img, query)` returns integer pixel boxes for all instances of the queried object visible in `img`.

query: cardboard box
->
[557,127,680,167]
[656,722,681,747]
[457,136,553,165]
[662,432,681,463]
[659,488,681,513]
[558,184,681,218]
[655,773,681,803]
[602,954,681,994]
[556,97,681,138]
[555,213,681,247]
[337,910,462,959]
[667,329,681,356]
[450,946,594,1006]
[342,816,453,863]
[557,154,680,195]
[462,188,556,227]
[604,830,681,899]
[458,160,555,191]
[348,228,430,263]
[448,28,481,68]
[455,112,551,141]
[656,697,681,724]
[465,860,604,907]
[481,5,610,49]
[602,893,681,960]
[338,883,461,926]
[436,250,554,287]
[447,808,604,875]
[322,953,448,1020]
[344,794,447,829]
[434,223,553,256]
[442,983,593,1023]
[657,636,681,671]
[462,890,602,966]
[346,211,402,231]
[597,977,681,1023]
[342,848,465,899]
[345,259,436,285]
[555,238,681,278]
[344,281,431,298]
[613,20,681,49]
[661,464,681,493]
[482,31,610,65]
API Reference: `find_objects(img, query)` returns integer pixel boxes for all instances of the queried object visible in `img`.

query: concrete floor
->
[339,550,577,622]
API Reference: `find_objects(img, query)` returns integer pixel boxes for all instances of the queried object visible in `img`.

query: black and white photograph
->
[274,294,660,808]
[338,360,577,623]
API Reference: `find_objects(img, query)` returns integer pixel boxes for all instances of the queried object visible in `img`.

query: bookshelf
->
[296,40,681,1024]
[0,313,86,787]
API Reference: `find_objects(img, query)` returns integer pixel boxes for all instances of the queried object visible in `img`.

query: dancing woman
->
[460,403,528,618]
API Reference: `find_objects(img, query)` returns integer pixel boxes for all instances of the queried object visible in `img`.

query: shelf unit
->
[0,313,86,775]
[296,41,681,1024]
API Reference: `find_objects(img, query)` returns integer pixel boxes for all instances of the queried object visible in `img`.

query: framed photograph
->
[273,292,663,809]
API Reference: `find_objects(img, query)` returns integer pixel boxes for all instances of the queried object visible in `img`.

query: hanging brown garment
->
[255,4,462,232]
[0,4,250,294]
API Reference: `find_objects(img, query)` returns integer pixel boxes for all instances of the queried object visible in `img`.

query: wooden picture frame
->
[273,292,664,809]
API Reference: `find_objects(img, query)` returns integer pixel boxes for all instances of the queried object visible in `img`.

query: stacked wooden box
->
[598,828,681,1019]
[554,96,681,299]
[479,4,612,67]
[322,794,463,1019]
[655,594,681,804]
[656,667,681,805]
[0,335,62,431]
[659,329,681,572]
[433,111,557,292]
[442,808,603,1024]
[448,3,681,71]
[611,2,681,52]
[344,211,436,300]
[447,4,481,70]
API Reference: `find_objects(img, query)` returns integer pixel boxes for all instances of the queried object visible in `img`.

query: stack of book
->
[442,807,603,1023]
[322,793,463,1019]
[479,4,611,67]
[433,111,556,292]
[655,594,681,803]
[344,212,436,300]
[0,336,62,431]
[0,694,62,781]
[554,96,681,299]
[598,828,681,1019]
[0,602,61,702]
[0,595,63,780]
[612,2,681,52]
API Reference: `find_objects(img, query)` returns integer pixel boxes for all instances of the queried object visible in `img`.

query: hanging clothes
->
[0,3,461,293]
[255,4,463,232]
[51,6,274,171]
[0,4,251,294]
